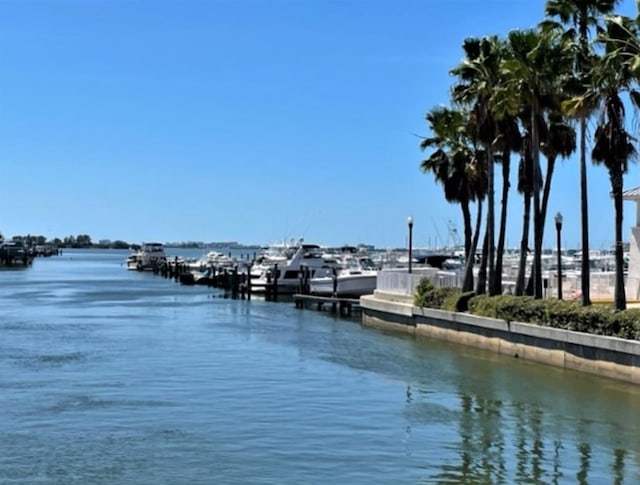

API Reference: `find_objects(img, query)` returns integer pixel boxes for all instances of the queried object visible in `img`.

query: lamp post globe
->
[555,212,563,230]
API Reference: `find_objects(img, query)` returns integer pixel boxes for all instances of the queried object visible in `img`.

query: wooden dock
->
[148,260,360,318]
[293,294,361,317]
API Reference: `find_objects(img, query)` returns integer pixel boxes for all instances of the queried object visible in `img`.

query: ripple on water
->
[43,394,176,414]
[6,351,90,369]
[0,428,236,485]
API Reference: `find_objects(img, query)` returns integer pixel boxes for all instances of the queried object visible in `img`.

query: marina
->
[2,248,640,484]
[8,0,640,482]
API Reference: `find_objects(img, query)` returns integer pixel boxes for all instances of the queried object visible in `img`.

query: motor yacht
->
[126,242,166,271]
[309,256,378,298]
[250,240,339,294]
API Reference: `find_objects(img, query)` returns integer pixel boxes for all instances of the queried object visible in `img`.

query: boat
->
[126,242,167,271]
[186,250,235,271]
[250,239,340,294]
[309,256,379,298]
[179,267,214,286]
[0,241,32,267]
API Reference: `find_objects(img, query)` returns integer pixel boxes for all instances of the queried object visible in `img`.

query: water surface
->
[1,249,639,484]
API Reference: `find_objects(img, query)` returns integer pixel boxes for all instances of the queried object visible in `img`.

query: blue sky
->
[1,0,638,249]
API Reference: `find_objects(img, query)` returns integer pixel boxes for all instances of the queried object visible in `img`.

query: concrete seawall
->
[360,291,640,385]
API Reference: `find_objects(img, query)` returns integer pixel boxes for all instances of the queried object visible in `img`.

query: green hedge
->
[414,280,640,340]
[414,278,461,309]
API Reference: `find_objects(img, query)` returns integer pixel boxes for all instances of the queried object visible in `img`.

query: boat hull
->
[310,273,377,298]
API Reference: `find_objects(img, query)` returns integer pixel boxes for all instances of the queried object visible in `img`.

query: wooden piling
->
[231,265,239,299]
[246,264,252,300]
[272,263,279,302]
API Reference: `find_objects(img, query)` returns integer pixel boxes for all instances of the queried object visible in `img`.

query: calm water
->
[2,249,640,484]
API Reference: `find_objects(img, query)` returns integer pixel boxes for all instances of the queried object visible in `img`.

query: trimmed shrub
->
[543,299,583,329]
[575,306,616,335]
[414,277,461,309]
[611,309,640,340]
[441,288,464,312]
[468,294,497,318]
[420,285,640,342]
[413,277,435,307]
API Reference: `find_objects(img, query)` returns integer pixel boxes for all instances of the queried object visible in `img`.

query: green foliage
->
[611,310,640,340]
[543,299,584,329]
[466,293,640,340]
[419,280,640,341]
[468,294,496,318]
[414,278,461,310]
[414,277,435,298]
[441,289,465,312]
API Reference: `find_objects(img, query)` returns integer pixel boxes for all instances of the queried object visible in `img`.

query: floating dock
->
[293,294,361,317]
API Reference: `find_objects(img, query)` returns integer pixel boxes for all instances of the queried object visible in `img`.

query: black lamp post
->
[555,212,563,300]
[408,216,414,274]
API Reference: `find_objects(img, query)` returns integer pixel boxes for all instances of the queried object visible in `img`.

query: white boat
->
[186,250,235,271]
[126,242,166,271]
[309,257,378,297]
[250,240,339,294]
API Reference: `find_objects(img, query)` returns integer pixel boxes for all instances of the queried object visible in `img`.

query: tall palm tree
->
[500,27,573,298]
[451,36,503,295]
[420,107,474,257]
[419,106,487,292]
[590,15,639,310]
[544,0,621,306]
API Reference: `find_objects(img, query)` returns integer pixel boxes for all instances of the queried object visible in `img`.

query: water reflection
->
[612,448,626,485]
[397,337,640,484]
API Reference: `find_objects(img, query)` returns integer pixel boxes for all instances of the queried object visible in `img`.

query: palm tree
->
[544,0,621,306]
[461,150,488,293]
[500,27,573,298]
[451,36,504,296]
[590,15,639,310]
[419,106,487,292]
[420,107,474,257]
[520,112,576,297]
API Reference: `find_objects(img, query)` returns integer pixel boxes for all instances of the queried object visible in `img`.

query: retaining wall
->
[360,291,640,385]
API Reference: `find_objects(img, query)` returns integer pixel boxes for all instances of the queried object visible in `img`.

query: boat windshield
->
[359,258,377,270]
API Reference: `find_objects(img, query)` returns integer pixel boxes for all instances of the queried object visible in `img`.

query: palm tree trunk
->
[532,201,544,298]
[492,151,510,295]
[579,22,591,306]
[515,193,531,296]
[540,156,556,237]
[463,199,483,292]
[531,101,543,299]
[579,117,591,306]
[612,169,626,311]
[461,200,472,260]
[487,148,496,296]
[476,227,489,295]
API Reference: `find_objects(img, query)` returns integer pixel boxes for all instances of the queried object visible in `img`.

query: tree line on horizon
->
[419,0,640,311]
[2,233,130,249]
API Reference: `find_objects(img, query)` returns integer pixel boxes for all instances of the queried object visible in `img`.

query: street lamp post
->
[408,216,414,274]
[555,212,563,300]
